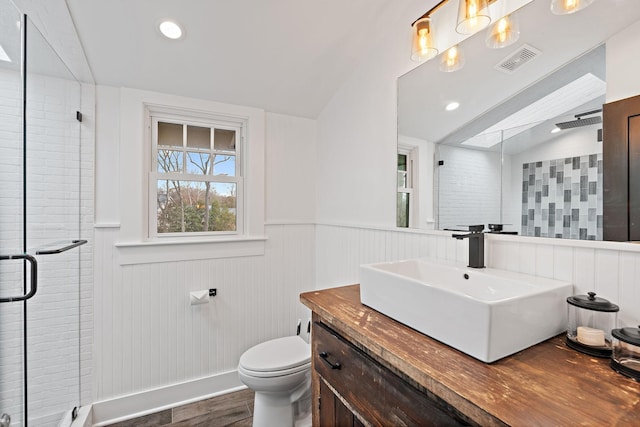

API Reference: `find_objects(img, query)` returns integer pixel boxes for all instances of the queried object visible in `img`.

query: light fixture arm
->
[411,0,449,27]
[411,0,499,27]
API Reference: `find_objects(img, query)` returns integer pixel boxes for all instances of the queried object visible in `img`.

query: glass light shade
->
[551,0,595,15]
[439,45,465,72]
[411,17,438,62]
[456,0,491,35]
[485,13,520,49]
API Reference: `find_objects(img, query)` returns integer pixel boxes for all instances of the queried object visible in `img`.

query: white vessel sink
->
[360,259,572,363]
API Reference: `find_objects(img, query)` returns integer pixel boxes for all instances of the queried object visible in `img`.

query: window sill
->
[115,236,267,265]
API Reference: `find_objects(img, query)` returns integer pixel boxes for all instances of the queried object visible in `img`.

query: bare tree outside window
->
[154,119,240,235]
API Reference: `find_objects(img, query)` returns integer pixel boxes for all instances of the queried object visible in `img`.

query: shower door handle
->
[0,254,38,303]
[36,239,87,255]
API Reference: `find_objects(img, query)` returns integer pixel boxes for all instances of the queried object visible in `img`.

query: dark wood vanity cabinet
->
[303,286,640,426]
[311,317,469,427]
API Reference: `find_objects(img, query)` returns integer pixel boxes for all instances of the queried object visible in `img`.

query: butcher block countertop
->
[300,284,640,426]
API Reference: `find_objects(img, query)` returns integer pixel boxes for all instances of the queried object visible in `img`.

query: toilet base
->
[252,393,294,427]
[295,412,312,427]
[251,383,311,427]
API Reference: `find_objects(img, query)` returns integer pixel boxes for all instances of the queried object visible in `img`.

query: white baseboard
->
[91,370,244,426]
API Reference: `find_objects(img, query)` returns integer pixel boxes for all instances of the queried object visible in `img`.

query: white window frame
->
[147,106,247,239]
[397,145,418,228]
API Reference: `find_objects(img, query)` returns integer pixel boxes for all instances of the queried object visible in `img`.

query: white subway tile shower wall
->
[0,68,25,424]
[436,145,502,231]
[80,82,95,408]
[0,69,94,423]
[26,73,92,423]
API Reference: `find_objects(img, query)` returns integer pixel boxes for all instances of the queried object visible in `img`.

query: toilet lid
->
[240,336,310,372]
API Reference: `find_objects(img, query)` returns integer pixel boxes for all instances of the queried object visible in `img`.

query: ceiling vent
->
[494,44,541,74]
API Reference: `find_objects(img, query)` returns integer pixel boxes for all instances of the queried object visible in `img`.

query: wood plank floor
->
[105,389,254,427]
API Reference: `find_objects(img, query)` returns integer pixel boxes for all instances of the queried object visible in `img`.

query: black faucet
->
[451,224,485,268]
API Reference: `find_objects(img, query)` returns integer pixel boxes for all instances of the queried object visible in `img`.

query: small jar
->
[566,292,619,357]
[611,326,640,381]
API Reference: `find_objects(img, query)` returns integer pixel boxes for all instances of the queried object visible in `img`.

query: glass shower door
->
[0,7,84,426]
[0,3,29,426]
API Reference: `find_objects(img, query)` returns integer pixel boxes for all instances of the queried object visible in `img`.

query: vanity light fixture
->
[410,0,498,62]
[411,17,438,62]
[445,101,460,111]
[410,0,530,62]
[550,0,595,15]
[159,20,183,40]
[485,13,520,48]
[551,127,561,133]
[440,45,465,72]
[456,0,491,35]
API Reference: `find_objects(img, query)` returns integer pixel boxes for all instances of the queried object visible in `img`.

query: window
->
[397,152,413,227]
[149,111,245,238]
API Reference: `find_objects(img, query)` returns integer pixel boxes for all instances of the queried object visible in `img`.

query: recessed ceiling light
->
[159,20,183,40]
[551,127,561,134]
[445,102,460,111]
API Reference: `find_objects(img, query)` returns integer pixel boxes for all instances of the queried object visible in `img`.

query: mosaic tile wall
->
[521,153,602,240]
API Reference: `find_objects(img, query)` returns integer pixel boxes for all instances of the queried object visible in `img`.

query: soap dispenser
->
[566,292,619,358]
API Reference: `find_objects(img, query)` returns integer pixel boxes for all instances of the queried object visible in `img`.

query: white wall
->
[92,86,316,422]
[315,2,424,228]
[606,19,640,103]
[265,113,316,224]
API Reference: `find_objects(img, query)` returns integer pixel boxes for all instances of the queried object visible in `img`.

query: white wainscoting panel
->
[315,224,467,289]
[93,224,315,406]
[94,221,640,416]
[315,224,640,331]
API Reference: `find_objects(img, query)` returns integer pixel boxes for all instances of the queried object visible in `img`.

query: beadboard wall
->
[315,224,640,328]
[92,223,314,406]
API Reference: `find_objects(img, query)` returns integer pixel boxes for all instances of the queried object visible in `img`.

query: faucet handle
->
[487,224,518,234]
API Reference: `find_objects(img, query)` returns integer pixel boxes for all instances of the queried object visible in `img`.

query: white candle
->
[577,326,606,347]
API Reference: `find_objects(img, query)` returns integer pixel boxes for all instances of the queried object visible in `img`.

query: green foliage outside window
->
[157,182,236,233]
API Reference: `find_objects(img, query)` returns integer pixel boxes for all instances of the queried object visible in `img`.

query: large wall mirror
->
[397,0,640,240]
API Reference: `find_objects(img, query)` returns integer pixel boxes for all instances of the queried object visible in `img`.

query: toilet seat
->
[239,336,310,378]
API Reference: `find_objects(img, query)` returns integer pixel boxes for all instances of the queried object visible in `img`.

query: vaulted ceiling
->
[65,0,418,118]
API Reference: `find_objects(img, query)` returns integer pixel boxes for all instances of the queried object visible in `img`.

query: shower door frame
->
[0,10,86,426]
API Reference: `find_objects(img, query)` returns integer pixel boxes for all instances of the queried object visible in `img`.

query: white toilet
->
[238,335,312,427]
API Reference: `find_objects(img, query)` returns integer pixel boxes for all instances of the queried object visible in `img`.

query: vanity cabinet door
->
[313,321,469,427]
[318,379,365,427]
